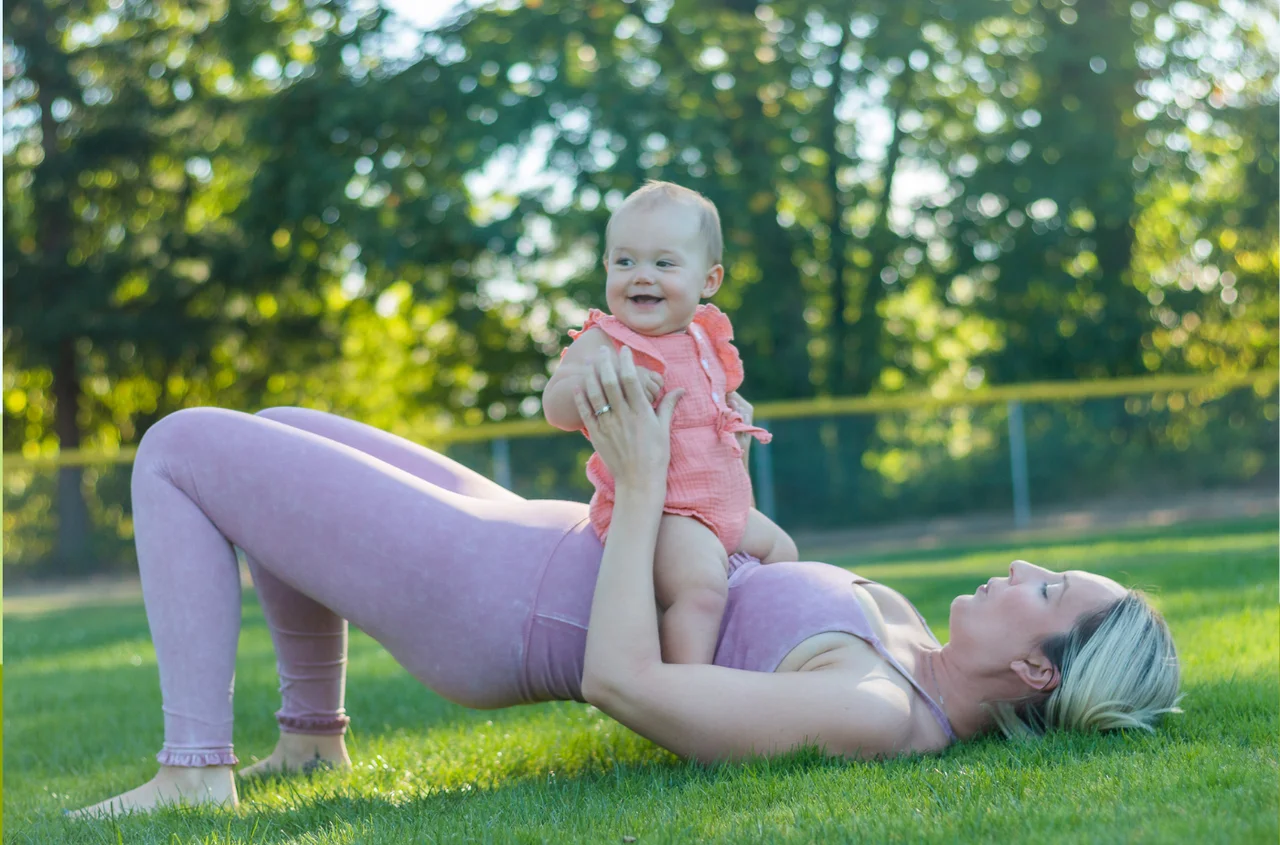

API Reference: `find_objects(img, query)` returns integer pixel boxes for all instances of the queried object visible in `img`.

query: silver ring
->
[594,403,612,417]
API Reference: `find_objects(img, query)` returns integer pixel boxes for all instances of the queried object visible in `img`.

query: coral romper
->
[568,304,772,554]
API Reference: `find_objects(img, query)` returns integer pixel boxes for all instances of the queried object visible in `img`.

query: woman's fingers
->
[615,347,647,409]
[572,389,600,438]
[583,356,611,416]
[595,346,628,411]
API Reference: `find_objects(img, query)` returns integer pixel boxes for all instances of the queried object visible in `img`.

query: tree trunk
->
[32,10,93,574]
[824,25,852,393]
[852,67,914,394]
[53,337,92,574]
[836,68,914,519]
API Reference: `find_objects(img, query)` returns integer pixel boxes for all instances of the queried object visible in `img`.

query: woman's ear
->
[701,264,724,298]
[1011,651,1061,694]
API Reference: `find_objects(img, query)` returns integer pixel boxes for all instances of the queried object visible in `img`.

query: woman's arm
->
[593,660,914,762]
[574,347,911,762]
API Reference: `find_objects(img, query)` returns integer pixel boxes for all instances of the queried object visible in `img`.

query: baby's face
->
[604,203,722,337]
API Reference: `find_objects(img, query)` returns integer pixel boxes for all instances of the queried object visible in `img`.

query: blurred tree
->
[1127,1,1278,377]
[2,0,378,571]
[936,0,1276,384]
[3,0,1275,576]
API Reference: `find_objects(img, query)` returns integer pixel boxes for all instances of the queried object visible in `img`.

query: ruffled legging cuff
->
[156,746,239,767]
[276,711,351,735]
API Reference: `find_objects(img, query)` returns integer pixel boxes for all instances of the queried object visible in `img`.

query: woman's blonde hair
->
[989,592,1182,740]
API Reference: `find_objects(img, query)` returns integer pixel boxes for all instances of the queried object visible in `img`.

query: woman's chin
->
[949,592,974,616]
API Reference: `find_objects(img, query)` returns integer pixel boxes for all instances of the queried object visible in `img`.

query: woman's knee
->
[254,406,309,424]
[136,407,229,463]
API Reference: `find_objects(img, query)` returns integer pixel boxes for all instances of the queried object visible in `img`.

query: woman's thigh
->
[252,406,524,502]
[137,406,589,707]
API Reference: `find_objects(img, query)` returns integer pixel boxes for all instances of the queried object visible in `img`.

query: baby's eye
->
[615,258,633,267]
[657,260,674,268]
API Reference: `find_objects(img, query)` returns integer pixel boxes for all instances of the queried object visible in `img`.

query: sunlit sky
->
[382,0,472,30]
[375,0,936,210]
[374,0,937,303]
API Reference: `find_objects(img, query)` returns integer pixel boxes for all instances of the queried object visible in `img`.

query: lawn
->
[4,517,1277,844]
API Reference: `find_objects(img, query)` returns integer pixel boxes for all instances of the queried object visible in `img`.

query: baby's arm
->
[739,508,799,564]
[543,328,614,431]
[543,329,663,431]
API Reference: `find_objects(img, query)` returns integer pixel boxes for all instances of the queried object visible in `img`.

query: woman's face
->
[950,560,1126,669]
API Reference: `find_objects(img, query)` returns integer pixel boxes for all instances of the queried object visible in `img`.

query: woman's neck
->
[927,645,1005,741]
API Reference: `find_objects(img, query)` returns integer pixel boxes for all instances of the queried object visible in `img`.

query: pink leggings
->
[132,406,601,767]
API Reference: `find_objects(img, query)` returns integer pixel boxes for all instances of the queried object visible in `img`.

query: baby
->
[543,181,798,664]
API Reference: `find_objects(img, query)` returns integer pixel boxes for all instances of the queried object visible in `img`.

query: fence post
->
[491,436,513,492]
[1007,400,1031,529]
[752,419,777,521]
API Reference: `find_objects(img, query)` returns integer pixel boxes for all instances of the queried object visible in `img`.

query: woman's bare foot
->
[238,732,351,778]
[68,765,237,818]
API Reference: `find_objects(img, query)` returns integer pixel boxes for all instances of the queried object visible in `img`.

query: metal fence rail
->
[4,370,1277,575]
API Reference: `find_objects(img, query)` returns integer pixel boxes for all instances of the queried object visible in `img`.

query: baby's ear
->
[702,264,724,297]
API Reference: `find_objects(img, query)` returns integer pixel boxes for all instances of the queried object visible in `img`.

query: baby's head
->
[602,181,724,337]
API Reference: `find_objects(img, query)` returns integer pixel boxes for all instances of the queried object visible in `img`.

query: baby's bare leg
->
[654,515,731,665]
[738,508,799,564]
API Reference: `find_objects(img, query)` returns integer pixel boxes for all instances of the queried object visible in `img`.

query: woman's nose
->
[1010,559,1047,581]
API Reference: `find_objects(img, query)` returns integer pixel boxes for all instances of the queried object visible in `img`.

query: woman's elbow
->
[580,667,620,709]
[581,658,653,709]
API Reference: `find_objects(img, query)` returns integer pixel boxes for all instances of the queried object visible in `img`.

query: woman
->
[72,346,1181,817]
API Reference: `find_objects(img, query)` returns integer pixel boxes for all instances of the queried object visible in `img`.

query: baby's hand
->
[640,368,664,405]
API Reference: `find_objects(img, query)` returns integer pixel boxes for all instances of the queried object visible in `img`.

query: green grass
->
[4,517,1277,844]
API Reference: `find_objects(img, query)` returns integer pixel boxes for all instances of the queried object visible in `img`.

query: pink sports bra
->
[714,554,958,743]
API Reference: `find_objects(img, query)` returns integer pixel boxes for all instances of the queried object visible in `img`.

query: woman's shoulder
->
[854,577,940,643]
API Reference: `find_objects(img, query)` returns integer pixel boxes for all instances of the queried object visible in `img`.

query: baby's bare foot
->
[68,766,237,818]
[238,732,351,778]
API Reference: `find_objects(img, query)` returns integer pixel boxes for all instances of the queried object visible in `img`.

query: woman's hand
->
[573,346,683,496]
[728,391,754,453]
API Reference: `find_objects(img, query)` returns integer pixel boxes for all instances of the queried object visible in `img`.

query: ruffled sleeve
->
[693,304,744,393]
[565,308,666,374]
[566,308,607,346]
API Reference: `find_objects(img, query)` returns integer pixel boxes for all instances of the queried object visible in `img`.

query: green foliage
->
[3,0,1276,572]
[3,519,1276,842]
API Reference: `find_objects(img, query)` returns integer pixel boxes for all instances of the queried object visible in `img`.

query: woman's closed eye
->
[1040,582,1049,599]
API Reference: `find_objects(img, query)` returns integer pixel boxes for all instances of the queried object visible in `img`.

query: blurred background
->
[3,0,1277,580]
